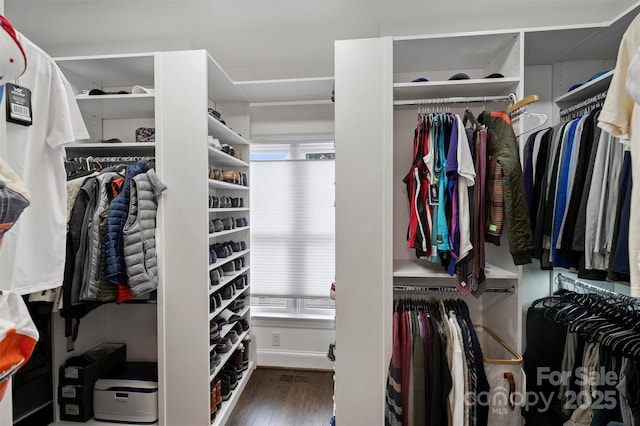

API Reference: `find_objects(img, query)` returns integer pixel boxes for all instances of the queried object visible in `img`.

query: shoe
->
[238,318,250,332]
[222,262,236,276]
[213,315,227,329]
[212,219,224,233]
[223,365,240,383]
[220,285,233,300]
[210,323,220,344]
[240,241,247,251]
[229,147,235,157]
[222,217,235,230]
[227,330,239,344]
[230,241,242,252]
[220,308,242,323]
[241,173,248,186]
[233,279,244,291]
[229,298,245,312]
[221,144,231,155]
[231,197,240,208]
[222,170,236,183]
[212,196,220,208]
[208,136,222,150]
[232,321,243,335]
[215,378,222,409]
[230,345,244,372]
[216,337,232,353]
[234,259,243,271]
[213,244,229,258]
[242,338,251,369]
[210,268,221,285]
[218,377,231,400]
[210,384,217,420]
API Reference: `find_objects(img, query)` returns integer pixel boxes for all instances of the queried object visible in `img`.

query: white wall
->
[252,317,335,370]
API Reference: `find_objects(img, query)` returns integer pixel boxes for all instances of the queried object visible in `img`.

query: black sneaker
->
[209,268,221,286]
[222,262,236,276]
[218,377,231,400]
[238,318,250,332]
[220,285,233,300]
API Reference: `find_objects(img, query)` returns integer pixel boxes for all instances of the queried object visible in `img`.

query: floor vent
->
[279,374,309,384]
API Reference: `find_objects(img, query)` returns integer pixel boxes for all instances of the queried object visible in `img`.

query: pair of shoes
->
[222,262,236,276]
[221,144,236,157]
[210,350,222,373]
[216,337,233,353]
[221,217,235,230]
[210,322,220,344]
[233,274,248,290]
[210,218,223,233]
[208,136,222,150]
[210,382,218,420]
[209,166,223,180]
[220,284,235,300]
[210,292,223,311]
[238,318,250,332]
[212,243,233,258]
[231,197,244,208]
[235,217,248,227]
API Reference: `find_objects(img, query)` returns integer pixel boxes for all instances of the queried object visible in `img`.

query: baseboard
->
[257,349,334,370]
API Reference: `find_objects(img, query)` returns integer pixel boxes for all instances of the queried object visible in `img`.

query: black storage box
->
[59,343,126,387]
[58,383,94,422]
[58,343,126,422]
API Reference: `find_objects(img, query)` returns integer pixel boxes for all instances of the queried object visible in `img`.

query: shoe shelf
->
[219,307,251,340]
[208,146,249,167]
[75,93,155,119]
[209,329,252,381]
[211,361,255,426]
[209,207,250,213]
[554,69,613,108]
[209,286,251,322]
[209,266,251,295]
[393,77,520,101]
[208,250,250,271]
[393,259,518,280]
[208,179,250,191]
[208,115,250,146]
[208,226,250,239]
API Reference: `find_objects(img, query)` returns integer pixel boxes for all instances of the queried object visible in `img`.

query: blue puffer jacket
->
[104,160,150,284]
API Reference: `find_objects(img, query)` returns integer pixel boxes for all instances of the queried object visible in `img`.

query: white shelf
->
[554,69,613,107]
[206,52,248,103]
[208,116,250,146]
[75,94,155,119]
[208,146,249,167]
[64,142,155,156]
[208,179,250,191]
[236,77,334,103]
[208,226,250,239]
[210,362,255,426]
[393,78,520,100]
[209,287,251,322]
[210,266,251,295]
[55,52,155,87]
[209,207,250,213]
[209,250,250,271]
[393,259,519,280]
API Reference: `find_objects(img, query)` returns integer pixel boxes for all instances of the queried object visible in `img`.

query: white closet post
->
[155,50,211,426]
[334,36,393,426]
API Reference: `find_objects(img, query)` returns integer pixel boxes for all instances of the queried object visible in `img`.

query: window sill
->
[251,312,335,330]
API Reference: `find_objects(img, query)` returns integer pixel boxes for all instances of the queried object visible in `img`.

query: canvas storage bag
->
[475,325,526,426]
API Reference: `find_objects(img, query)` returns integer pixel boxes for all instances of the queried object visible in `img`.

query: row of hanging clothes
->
[61,156,166,336]
[522,91,631,282]
[401,96,534,297]
[385,292,525,426]
[524,274,640,426]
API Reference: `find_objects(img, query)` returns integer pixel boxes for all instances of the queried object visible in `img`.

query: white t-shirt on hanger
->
[0,33,89,294]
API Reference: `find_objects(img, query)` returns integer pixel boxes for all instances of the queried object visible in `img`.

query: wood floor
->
[226,367,334,426]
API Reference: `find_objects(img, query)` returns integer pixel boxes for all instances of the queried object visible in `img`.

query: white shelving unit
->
[335,29,524,426]
[52,49,254,426]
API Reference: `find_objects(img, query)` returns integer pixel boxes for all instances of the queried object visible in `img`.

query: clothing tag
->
[6,83,32,126]
[488,224,498,232]
[429,183,439,205]
[436,234,443,245]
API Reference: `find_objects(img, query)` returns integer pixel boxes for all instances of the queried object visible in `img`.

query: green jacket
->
[479,111,533,265]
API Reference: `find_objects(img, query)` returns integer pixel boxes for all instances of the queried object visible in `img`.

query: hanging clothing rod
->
[556,273,638,304]
[393,93,516,107]
[393,285,514,294]
[559,90,607,118]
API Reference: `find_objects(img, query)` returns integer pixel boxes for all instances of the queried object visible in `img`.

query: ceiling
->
[5,0,640,82]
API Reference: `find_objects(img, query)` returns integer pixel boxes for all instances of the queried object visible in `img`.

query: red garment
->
[109,177,135,303]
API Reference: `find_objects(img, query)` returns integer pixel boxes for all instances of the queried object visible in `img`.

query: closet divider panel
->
[154,50,211,426]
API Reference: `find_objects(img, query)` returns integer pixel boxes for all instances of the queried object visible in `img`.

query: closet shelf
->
[393,78,520,101]
[209,207,250,213]
[208,116,250,146]
[75,94,155,119]
[209,250,250,271]
[209,267,251,296]
[210,361,255,426]
[393,259,518,280]
[54,52,155,87]
[208,147,249,167]
[65,142,155,155]
[554,70,613,107]
[54,420,157,426]
[209,287,250,322]
[235,76,334,103]
[208,179,250,191]
[208,226,250,239]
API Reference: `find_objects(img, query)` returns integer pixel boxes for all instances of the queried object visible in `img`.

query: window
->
[250,141,335,316]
